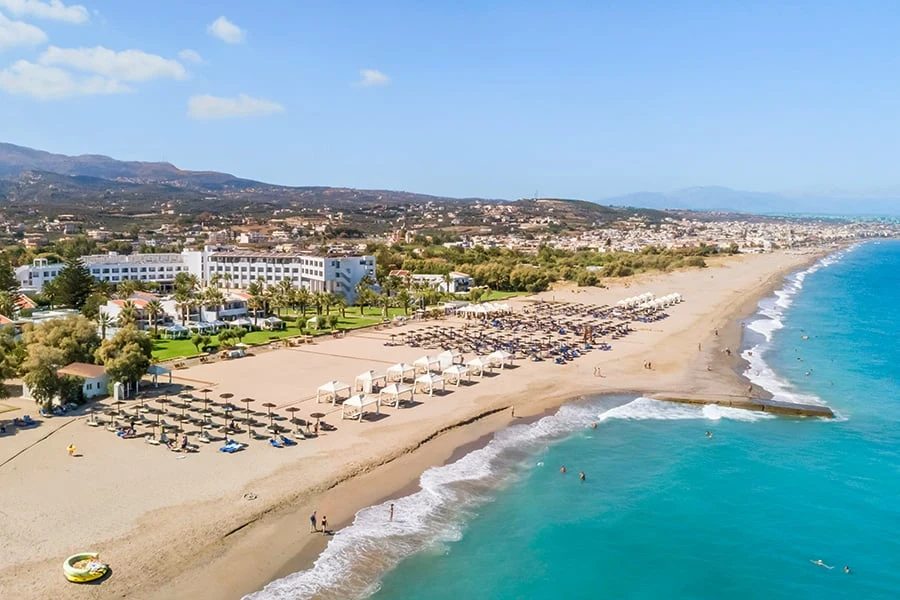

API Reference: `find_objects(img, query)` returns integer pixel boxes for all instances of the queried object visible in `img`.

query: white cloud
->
[39,45,187,81]
[187,94,284,119]
[0,12,47,49]
[356,69,390,87]
[178,49,204,65]
[0,0,89,24]
[207,16,244,44]
[0,59,129,99]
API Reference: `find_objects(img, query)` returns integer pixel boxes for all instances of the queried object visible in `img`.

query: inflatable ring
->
[63,552,108,583]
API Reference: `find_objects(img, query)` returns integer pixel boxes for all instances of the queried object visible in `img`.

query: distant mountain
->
[0,142,262,190]
[603,186,900,216]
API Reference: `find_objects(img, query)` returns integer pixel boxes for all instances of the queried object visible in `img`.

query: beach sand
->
[0,249,826,600]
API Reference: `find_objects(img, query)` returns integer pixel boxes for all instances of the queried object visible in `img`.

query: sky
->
[2,0,900,200]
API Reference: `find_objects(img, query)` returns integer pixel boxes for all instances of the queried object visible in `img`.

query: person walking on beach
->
[321,516,328,535]
[309,511,317,533]
[389,503,394,522]
[511,406,515,418]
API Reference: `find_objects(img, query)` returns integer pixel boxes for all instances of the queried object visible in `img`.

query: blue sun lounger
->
[269,438,284,448]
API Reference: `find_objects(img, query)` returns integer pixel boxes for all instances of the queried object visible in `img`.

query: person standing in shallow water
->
[321,515,328,534]
[389,503,394,522]
[309,511,317,533]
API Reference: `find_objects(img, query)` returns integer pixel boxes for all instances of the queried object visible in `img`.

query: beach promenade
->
[0,250,826,600]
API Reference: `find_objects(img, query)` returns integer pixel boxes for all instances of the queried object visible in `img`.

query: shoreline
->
[0,249,833,600]
[165,249,829,600]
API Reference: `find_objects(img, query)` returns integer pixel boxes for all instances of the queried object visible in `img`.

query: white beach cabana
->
[442,364,470,387]
[487,350,514,369]
[438,349,463,370]
[355,370,387,393]
[387,362,416,382]
[380,383,414,408]
[263,316,286,330]
[316,380,351,405]
[414,373,445,396]
[341,393,381,421]
[466,356,492,377]
[414,355,441,373]
[232,317,254,329]
[163,324,189,340]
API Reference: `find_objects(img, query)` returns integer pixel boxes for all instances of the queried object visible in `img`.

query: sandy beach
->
[0,249,827,600]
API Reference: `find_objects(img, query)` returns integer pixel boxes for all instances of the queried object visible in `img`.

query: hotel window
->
[112,268,120,273]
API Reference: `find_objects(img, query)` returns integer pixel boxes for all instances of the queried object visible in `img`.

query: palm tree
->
[222,272,233,289]
[146,299,164,334]
[333,295,348,318]
[377,292,393,318]
[209,273,222,289]
[247,281,265,326]
[173,288,191,325]
[203,287,226,321]
[295,287,311,317]
[396,288,412,315]
[118,300,139,328]
[97,312,112,339]
[313,291,328,316]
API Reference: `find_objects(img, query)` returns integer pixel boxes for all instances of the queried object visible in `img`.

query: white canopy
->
[380,383,414,408]
[316,380,351,405]
[466,356,492,377]
[387,362,416,382]
[355,370,387,393]
[487,350,514,369]
[438,349,463,369]
[414,373,445,396]
[414,355,441,373]
[442,364,469,386]
[341,393,381,421]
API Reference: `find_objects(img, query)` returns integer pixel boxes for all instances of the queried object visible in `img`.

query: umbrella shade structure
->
[442,364,470,386]
[413,355,441,373]
[379,383,414,408]
[262,402,278,427]
[316,381,351,405]
[285,407,303,433]
[240,398,255,433]
[487,350,514,369]
[386,363,416,383]
[438,349,463,369]
[466,356,491,377]
[309,412,326,426]
[354,370,387,393]
[341,394,380,421]
[414,373,445,396]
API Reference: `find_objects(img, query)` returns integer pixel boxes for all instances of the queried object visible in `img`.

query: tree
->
[116,279,143,299]
[97,312,112,339]
[146,300,164,334]
[468,287,485,303]
[0,255,19,295]
[81,291,108,320]
[247,281,265,326]
[173,289,191,325]
[333,295,348,318]
[95,326,153,395]
[328,314,340,330]
[20,316,100,409]
[0,327,23,398]
[396,288,411,315]
[0,290,16,319]
[50,258,95,309]
[190,333,204,353]
[295,287,311,316]
[203,287,225,321]
[118,300,139,328]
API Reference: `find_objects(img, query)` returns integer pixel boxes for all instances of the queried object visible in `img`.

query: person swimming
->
[560,466,566,474]
[844,565,851,574]
[811,559,834,569]
[705,431,713,438]
[579,472,585,481]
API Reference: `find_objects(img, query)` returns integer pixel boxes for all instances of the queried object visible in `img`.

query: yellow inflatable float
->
[63,552,108,583]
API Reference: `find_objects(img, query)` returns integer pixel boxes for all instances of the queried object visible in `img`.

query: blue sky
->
[1,0,900,200]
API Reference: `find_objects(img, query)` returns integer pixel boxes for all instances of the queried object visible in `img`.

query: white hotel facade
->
[16,247,376,303]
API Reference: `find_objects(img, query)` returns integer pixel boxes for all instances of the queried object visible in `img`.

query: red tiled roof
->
[57,362,106,379]
[0,314,12,325]
[15,294,37,310]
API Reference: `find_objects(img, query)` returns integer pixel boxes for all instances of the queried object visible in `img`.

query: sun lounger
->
[269,438,284,448]
[279,435,297,446]
[146,436,160,445]
[219,442,244,453]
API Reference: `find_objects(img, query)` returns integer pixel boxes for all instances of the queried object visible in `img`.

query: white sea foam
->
[243,397,769,600]
[597,396,774,423]
[741,247,854,407]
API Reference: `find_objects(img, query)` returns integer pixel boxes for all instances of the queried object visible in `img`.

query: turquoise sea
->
[247,241,900,600]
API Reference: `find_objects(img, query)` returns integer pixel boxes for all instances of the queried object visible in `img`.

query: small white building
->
[57,363,109,399]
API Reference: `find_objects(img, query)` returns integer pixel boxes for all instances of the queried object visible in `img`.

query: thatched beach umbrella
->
[262,402,278,428]
[241,398,255,438]
[285,407,302,434]
[310,411,325,427]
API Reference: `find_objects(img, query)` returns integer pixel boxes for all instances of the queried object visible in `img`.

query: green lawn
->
[480,290,531,301]
[151,307,416,361]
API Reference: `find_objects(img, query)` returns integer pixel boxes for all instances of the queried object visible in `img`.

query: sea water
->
[246,241,900,600]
